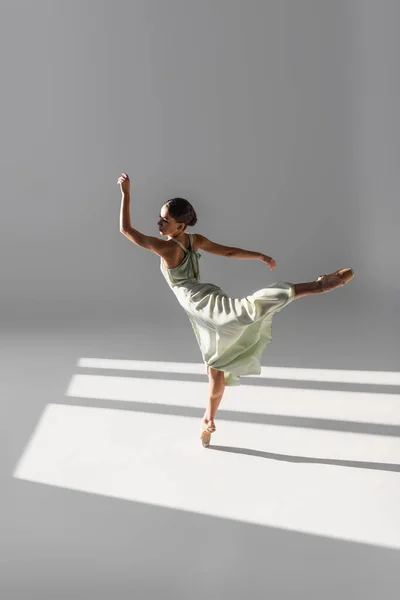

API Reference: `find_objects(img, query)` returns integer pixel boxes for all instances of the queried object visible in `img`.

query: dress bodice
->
[160,233,202,288]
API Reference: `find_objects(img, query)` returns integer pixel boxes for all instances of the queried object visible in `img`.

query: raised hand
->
[117,172,130,195]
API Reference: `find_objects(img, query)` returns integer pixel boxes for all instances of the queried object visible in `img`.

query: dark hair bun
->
[187,213,197,227]
[165,197,197,228]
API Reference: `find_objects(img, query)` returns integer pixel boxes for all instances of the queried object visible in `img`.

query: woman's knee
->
[208,366,223,378]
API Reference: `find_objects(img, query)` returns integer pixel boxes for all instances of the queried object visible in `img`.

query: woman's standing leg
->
[201,366,225,447]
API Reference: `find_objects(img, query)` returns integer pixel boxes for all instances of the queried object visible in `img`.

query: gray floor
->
[2,301,400,600]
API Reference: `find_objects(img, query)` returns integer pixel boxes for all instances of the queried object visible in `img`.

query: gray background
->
[1,0,399,369]
[1,1,399,599]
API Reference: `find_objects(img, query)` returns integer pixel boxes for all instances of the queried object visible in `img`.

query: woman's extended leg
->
[294,268,354,299]
[200,366,225,447]
[293,281,321,299]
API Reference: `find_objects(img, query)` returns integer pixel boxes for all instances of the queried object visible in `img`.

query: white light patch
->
[66,374,400,425]
[14,404,400,550]
[77,358,400,386]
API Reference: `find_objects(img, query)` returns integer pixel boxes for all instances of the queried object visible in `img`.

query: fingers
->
[261,255,276,270]
[117,173,130,184]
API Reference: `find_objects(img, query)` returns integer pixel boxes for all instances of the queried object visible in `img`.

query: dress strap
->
[188,234,201,258]
[171,234,197,253]
[171,238,188,252]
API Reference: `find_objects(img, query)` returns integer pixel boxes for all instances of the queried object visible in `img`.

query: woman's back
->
[160,233,202,288]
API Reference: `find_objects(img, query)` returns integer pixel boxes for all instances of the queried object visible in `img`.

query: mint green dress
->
[160,233,296,386]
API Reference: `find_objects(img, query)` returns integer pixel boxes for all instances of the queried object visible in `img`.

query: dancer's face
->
[158,205,185,238]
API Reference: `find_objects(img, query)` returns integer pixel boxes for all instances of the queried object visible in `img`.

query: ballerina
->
[118,172,354,447]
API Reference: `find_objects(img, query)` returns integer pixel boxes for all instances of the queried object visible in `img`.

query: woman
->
[118,173,354,447]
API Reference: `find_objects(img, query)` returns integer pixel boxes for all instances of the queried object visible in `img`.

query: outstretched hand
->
[260,254,276,271]
[117,172,130,195]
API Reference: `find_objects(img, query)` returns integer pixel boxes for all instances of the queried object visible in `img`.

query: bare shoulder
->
[121,226,172,258]
[193,233,233,257]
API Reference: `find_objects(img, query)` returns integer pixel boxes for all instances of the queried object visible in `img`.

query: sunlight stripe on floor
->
[13,404,400,550]
[77,358,400,386]
[66,374,400,425]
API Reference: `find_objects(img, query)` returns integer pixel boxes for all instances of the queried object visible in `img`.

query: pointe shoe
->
[316,268,354,293]
[200,423,216,448]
